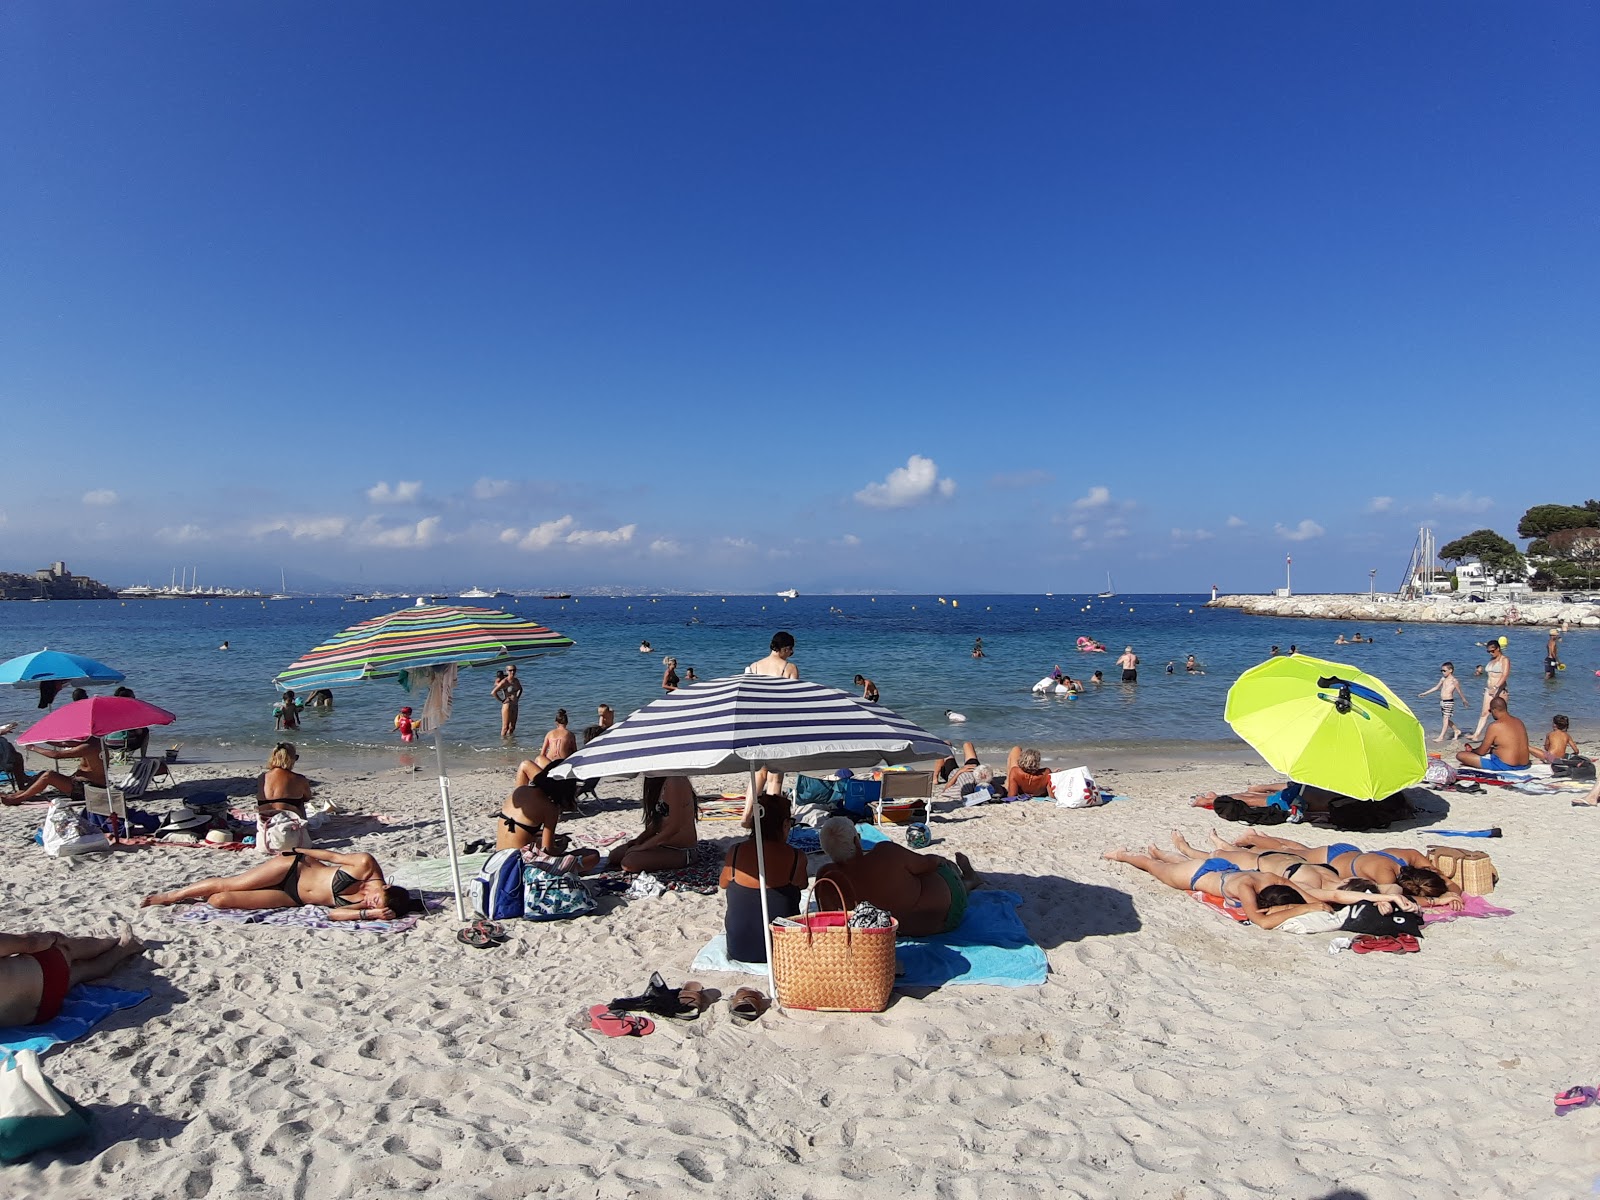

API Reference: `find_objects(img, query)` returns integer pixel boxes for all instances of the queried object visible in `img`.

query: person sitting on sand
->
[719,794,808,963]
[0,736,106,805]
[141,847,419,920]
[1222,832,1461,904]
[257,742,314,825]
[1456,696,1531,771]
[1533,714,1579,764]
[1004,747,1052,798]
[493,774,567,853]
[510,710,582,811]
[607,777,699,872]
[815,816,980,936]
[1102,846,1418,930]
[0,929,147,1027]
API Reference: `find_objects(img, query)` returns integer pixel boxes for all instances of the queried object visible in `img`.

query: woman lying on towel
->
[140,847,419,920]
[1221,832,1461,906]
[1189,780,1344,812]
[1102,845,1419,930]
[0,930,146,1026]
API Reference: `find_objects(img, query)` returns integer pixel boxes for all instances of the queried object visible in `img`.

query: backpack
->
[1340,900,1424,939]
[1213,796,1289,825]
[472,849,526,921]
[1327,791,1413,832]
[522,862,596,921]
[1551,756,1596,782]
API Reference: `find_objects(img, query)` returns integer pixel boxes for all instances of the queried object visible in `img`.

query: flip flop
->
[469,919,509,943]
[730,988,770,1023]
[588,1004,654,1037]
[456,925,497,949]
[1555,1086,1597,1113]
[1351,936,1405,954]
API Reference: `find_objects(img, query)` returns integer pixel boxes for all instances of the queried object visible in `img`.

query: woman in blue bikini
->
[1225,832,1461,906]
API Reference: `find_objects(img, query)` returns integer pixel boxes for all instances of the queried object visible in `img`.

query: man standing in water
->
[1117,646,1139,683]
[492,664,523,739]
[744,632,798,811]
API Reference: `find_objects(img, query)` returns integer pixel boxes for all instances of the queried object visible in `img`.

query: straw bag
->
[770,879,897,1013]
[1427,846,1498,895]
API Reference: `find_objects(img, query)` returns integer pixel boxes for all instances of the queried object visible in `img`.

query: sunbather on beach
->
[933,742,988,792]
[493,776,566,853]
[1222,832,1460,904]
[1004,747,1052,797]
[1101,847,1417,929]
[0,930,146,1026]
[720,794,808,962]
[607,777,699,872]
[1146,835,1402,911]
[257,743,313,821]
[1456,696,1530,771]
[140,847,419,919]
[0,736,106,805]
[1532,714,1578,764]
[1189,780,1343,812]
[815,816,980,936]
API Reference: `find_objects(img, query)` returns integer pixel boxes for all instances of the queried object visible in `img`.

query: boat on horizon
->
[777,588,799,599]
[1098,572,1115,599]
[458,586,511,600]
[541,592,572,600]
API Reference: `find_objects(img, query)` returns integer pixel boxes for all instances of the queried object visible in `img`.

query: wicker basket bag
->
[1426,846,1498,895]
[770,879,898,1012]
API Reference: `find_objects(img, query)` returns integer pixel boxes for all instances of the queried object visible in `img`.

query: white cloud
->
[366,480,423,505]
[360,516,441,548]
[82,489,119,507]
[854,455,956,509]
[1069,524,1088,542]
[1429,491,1493,515]
[1366,496,1394,514]
[155,523,209,544]
[501,515,635,551]
[1071,486,1112,512]
[721,537,756,551]
[249,516,349,541]
[831,533,862,547]
[473,478,514,501]
[649,538,684,556]
[1226,515,1247,528]
[1274,519,1325,542]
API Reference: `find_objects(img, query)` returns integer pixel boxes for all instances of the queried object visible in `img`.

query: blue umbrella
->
[0,650,125,708]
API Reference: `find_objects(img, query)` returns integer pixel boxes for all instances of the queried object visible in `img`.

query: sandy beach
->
[5,742,1599,1199]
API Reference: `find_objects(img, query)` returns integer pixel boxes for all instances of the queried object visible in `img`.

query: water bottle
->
[1328,936,1356,955]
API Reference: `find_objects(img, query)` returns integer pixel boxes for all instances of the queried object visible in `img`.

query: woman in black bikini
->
[493,777,565,853]
[140,847,418,920]
[607,777,699,872]
[719,794,808,963]
[257,743,313,820]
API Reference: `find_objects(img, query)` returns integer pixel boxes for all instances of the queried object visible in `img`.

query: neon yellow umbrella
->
[1224,655,1427,800]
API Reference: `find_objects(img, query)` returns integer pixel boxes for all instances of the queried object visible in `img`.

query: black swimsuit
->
[279,856,362,906]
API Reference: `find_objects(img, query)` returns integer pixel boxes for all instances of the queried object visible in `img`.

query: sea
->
[2,594,1595,771]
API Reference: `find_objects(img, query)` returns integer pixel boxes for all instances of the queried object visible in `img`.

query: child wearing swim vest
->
[394,707,417,743]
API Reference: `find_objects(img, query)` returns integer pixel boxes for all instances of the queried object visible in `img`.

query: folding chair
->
[115,756,169,800]
[81,784,130,840]
[873,770,933,829]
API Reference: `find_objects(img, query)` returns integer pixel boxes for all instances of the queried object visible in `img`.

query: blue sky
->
[3,4,1595,594]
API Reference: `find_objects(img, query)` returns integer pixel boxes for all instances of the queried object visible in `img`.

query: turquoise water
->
[2,594,1595,767]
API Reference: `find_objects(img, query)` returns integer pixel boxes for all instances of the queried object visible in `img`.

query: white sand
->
[4,751,1598,1199]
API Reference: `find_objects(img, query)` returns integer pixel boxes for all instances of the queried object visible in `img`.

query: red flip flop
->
[1352,935,1420,954]
[589,1004,654,1037]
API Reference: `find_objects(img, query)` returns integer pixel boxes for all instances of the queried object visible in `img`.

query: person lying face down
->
[1102,841,1420,930]
[1222,832,1461,905]
[815,817,981,937]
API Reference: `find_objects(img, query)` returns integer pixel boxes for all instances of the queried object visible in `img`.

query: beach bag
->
[1550,756,1596,782]
[40,800,111,857]
[770,879,897,1013]
[260,810,311,853]
[1426,846,1498,895]
[1339,901,1424,939]
[1048,767,1104,809]
[0,1050,93,1163]
[1212,796,1289,825]
[794,775,837,807]
[522,862,595,921]
[1423,760,1458,787]
[472,848,525,921]
[1327,792,1411,832]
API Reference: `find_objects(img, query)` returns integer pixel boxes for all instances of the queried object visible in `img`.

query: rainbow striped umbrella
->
[274,602,573,691]
[275,602,574,921]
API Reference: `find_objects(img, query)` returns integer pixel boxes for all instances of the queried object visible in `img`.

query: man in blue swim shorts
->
[1456,696,1530,772]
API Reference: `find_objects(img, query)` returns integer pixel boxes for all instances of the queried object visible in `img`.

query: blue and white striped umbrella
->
[549,674,951,780]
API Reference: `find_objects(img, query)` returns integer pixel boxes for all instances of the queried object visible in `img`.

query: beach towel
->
[786,827,822,855]
[164,905,422,934]
[388,853,492,894]
[1422,895,1514,925]
[590,842,723,896]
[1191,890,1251,923]
[0,985,150,1056]
[691,891,1048,988]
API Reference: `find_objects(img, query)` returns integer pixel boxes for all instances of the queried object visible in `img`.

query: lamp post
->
[1369,568,1377,597]
[1285,555,1292,596]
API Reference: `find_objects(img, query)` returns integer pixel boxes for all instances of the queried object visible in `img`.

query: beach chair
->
[80,784,130,840]
[115,756,169,800]
[873,770,933,828]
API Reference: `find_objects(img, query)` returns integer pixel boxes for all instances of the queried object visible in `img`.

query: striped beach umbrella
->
[275,602,574,920]
[274,602,573,691]
[551,674,950,997]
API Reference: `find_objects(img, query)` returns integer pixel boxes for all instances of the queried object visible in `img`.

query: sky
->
[2,3,1596,595]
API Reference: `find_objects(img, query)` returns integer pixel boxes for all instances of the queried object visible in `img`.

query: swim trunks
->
[1440,699,1455,715]
[933,861,968,933]
[27,947,70,1024]
[1121,670,1137,683]
[1476,753,1529,772]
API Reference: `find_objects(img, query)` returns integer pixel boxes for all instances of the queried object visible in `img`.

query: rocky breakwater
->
[1208,593,1600,628]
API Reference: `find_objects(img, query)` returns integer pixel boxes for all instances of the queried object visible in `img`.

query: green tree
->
[1516,504,1599,539]
[1439,529,1525,580]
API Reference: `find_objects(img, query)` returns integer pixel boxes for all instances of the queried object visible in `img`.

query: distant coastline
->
[1209,592,1600,628]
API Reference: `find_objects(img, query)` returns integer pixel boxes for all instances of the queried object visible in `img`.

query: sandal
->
[588,1004,655,1038]
[610,972,683,1018]
[671,981,712,1021]
[730,987,770,1023]
[469,919,509,943]
[1555,1086,1597,1114]
[457,925,497,949]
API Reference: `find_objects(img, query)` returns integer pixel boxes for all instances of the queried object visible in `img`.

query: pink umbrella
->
[16,696,176,744]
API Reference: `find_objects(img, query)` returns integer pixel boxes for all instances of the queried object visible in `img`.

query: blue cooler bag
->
[472,849,525,920]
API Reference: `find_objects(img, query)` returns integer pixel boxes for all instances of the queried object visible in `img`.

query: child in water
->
[394,706,417,743]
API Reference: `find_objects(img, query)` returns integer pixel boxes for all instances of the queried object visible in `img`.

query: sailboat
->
[270,569,292,600]
[1098,573,1115,599]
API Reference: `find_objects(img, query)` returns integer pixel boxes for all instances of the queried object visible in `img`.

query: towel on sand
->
[164,904,421,934]
[1422,894,1514,924]
[0,985,150,1055]
[388,854,491,894]
[691,891,1047,988]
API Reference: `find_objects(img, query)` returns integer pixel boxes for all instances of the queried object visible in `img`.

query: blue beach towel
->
[690,890,1048,988]
[0,985,151,1056]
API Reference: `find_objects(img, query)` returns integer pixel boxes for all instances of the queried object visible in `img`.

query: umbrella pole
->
[434,729,467,921]
[750,767,778,1006]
